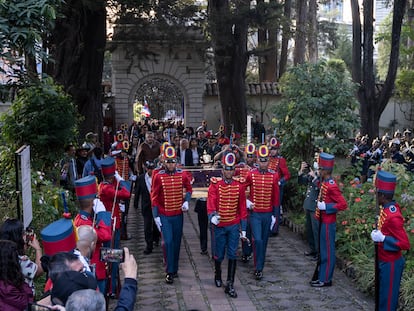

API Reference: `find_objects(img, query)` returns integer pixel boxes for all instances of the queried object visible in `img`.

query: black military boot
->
[214,260,222,287]
[224,259,237,298]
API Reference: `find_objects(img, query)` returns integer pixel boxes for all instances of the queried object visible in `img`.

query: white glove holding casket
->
[181,201,189,212]
[211,215,220,225]
[129,174,137,181]
[93,198,106,213]
[119,203,126,212]
[154,217,162,232]
[270,215,276,230]
[114,171,124,182]
[241,231,247,239]
[371,229,386,242]
[246,199,254,210]
[317,201,326,211]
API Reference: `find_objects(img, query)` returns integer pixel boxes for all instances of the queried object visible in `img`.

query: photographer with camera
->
[298,156,320,260]
[0,218,44,295]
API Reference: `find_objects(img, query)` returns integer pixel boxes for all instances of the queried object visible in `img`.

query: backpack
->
[91,158,103,183]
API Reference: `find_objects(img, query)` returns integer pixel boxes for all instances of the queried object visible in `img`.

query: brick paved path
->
[114,198,375,311]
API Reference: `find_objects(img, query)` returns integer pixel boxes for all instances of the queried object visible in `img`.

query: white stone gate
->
[109,25,206,129]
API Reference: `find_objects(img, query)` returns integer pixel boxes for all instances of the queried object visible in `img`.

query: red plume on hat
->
[257,145,269,158]
[269,137,280,149]
[222,152,236,170]
[164,146,177,162]
[245,143,256,157]
[160,141,170,153]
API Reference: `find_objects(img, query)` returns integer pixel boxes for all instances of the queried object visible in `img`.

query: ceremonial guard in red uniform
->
[371,171,410,311]
[207,152,248,298]
[152,146,193,284]
[113,140,135,240]
[98,156,131,297]
[73,175,112,294]
[245,145,280,279]
[311,152,347,287]
[267,137,290,234]
[238,143,257,262]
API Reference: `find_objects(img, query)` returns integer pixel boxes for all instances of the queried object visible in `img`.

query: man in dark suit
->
[134,160,160,254]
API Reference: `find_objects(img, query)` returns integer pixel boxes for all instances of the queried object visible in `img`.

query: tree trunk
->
[293,0,307,65]
[350,0,362,84]
[307,0,318,63]
[209,0,248,135]
[50,0,106,139]
[279,0,292,78]
[352,0,407,140]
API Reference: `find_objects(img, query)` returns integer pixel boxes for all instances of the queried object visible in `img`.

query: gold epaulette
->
[233,176,246,183]
[210,177,222,184]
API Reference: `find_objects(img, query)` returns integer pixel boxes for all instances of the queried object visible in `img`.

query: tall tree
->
[351,0,407,139]
[46,0,106,138]
[279,0,292,78]
[307,0,318,63]
[293,0,307,65]
[208,0,250,134]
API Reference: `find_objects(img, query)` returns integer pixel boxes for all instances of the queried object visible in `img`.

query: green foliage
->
[0,0,62,75]
[395,70,414,101]
[331,28,353,72]
[274,60,359,164]
[0,77,80,172]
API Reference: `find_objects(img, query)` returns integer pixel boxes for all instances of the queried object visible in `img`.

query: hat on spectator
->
[85,132,98,140]
[318,152,335,170]
[145,160,156,170]
[375,170,397,194]
[222,152,236,170]
[51,270,98,306]
[101,157,116,177]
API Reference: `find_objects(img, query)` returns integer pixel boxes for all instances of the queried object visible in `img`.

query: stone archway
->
[110,24,206,129]
[133,76,184,121]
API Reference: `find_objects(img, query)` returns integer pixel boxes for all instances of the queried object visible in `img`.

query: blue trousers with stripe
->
[160,214,183,274]
[211,224,240,262]
[379,257,405,311]
[250,211,272,272]
[318,222,336,283]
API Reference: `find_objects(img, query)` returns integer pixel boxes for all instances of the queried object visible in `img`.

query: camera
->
[29,303,52,310]
[100,247,125,263]
[25,228,34,244]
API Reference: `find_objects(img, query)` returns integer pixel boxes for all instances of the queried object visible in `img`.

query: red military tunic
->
[315,178,348,222]
[115,156,130,180]
[207,176,248,227]
[73,210,112,280]
[98,181,131,229]
[152,169,193,216]
[268,156,290,183]
[377,202,410,262]
[245,168,280,213]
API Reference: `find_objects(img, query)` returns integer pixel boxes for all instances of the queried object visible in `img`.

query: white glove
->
[93,198,106,213]
[353,145,359,152]
[278,181,281,186]
[154,217,162,232]
[270,215,276,230]
[181,201,189,212]
[119,203,126,212]
[129,174,137,181]
[114,171,124,182]
[241,231,247,239]
[211,215,220,225]
[317,201,326,211]
[371,229,386,242]
[246,199,254,210]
